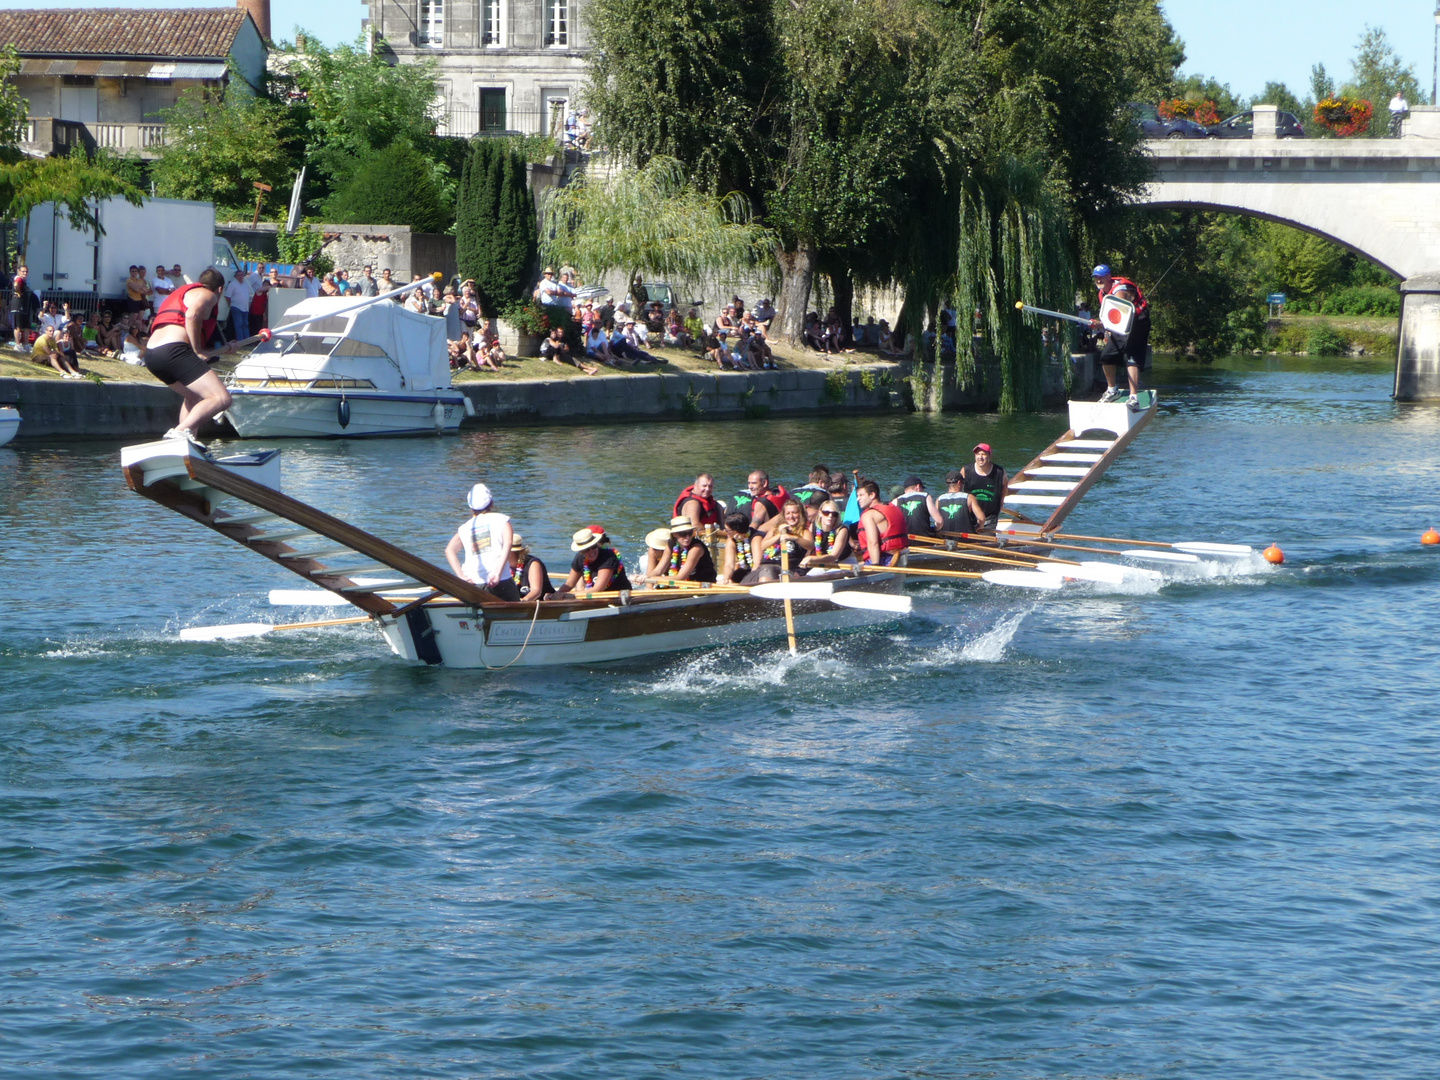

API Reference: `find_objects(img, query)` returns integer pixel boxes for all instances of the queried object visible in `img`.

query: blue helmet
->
[1092,264,1112,278]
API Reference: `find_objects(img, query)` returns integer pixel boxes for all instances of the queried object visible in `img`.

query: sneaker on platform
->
[1098,387,1119,403]
[1127,393,1139,411]
[163,426,210,453]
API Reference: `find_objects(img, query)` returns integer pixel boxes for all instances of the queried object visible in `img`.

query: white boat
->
[223,297,473,438]
[0,406,18,447]
[119,439,907,668]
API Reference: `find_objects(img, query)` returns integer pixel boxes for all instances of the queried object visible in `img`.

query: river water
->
[4,356,1440,1078]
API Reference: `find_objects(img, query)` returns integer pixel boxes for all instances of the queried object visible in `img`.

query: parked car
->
[1127,102,1211,139]
[1206,110,1306,139]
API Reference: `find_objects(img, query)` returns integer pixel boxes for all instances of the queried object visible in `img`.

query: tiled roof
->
[0,8,252,60]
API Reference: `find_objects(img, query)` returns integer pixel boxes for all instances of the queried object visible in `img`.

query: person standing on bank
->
[144,268,236,449]
[961,443,1006,532]
[1091,264,1150,409]
[444,483,512,589]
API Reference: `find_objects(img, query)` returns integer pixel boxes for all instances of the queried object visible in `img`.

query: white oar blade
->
[828,590,912,614]
[179,622,273,642]
[1172,542,1254,557]
[1122,549,1200,564]
[981,569,1064,590]
[1036,560,1127,585]
[270,589,351,606]
[750,581,836,601]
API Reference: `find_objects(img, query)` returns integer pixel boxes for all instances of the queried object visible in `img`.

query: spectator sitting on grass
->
[95,310,123,356]
[645,302,666,336]
[546,324,599,375]
[119,313,150,365]
[743,315,775,369]
[703,332,733,370]
[664,308,691,348]
[586,320,616,366]
[803,312,830,353]
[32,326,83,378]
[83,310,104,353]
[714,304,738,343]
[448,336,478,371]
[615,318,658,364]
[479,338,506,372]
[752,297,775,328]
[40,300,65,334]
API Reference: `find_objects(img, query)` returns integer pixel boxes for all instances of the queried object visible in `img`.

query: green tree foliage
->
[322,140,450,232]
[541,156,772,290]
[151,89,300,215]
[0,155,144,236]
[1171,74,1244,122]
[1343,26,1422,137]
[0,45,28,149]
[454,141,535,315]
[283,33,447,197]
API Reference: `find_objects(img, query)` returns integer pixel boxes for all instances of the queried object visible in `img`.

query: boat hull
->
[224,388,467,438]
[378,587,899,668]
[0,406,18,447]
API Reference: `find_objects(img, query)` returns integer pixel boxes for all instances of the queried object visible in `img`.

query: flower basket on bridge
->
[1158,99,1220,126]
[1314,97,1373,137]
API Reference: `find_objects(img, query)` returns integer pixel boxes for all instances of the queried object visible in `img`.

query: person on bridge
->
[1092,264,1151,409]
[1389,92,1409,138]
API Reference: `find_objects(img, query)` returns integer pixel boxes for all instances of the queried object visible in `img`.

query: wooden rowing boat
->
[119,439,905,668]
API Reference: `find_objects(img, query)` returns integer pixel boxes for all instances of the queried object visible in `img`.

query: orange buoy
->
[1263,544,1285,564]
[1423,528,1440,546]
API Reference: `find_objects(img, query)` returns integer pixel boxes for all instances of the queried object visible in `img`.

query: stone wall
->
[219,223,457,282]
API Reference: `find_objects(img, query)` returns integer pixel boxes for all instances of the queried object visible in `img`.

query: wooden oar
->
[1018,530,1253,557]
[859,564,1063,590]
[911,543,1066,569]
[180,614,372,641]
[780,537,798,654]
[936,530,1133,559]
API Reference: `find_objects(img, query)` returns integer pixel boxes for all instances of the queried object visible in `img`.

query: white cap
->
[466,483,493,511]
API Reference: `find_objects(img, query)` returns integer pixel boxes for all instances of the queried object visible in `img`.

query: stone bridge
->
[1139,105,1440,399]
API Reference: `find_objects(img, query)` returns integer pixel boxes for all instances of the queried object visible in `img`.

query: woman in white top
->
[405,288,430,315]
[585,323,614,365]
[444,483,512,588]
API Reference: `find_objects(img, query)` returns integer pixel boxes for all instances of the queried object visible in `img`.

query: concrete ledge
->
[2,363,904,440]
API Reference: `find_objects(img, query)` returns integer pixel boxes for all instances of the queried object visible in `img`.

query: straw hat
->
[645,528,672,550]
[668,515,695,532]
[571,527,603,552]
[510,534,528,553]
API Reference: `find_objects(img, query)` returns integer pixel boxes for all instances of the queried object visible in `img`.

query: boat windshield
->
[253,334,341,356]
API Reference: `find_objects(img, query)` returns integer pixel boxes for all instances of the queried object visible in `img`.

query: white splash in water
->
[959,611,1027,662]
[640,644,852,695]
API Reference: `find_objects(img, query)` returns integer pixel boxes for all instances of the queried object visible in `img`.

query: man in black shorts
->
[144,267,236,450]
[9,265,35,352]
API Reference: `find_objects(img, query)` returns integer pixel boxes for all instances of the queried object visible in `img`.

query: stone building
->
[1,3,269,159]
[363,0,588,139]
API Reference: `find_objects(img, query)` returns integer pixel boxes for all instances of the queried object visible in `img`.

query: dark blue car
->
[1128,102,1211,139]
[1206,110,1307,139]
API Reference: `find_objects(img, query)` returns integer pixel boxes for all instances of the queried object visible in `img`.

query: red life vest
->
[1098,275,1148,316]
[151,282,218,344]
[864,502,908,563]
[673,485,722,525]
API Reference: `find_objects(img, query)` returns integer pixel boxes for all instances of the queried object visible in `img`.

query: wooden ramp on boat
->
[1000,391,1158,536]
[121,440,494,616]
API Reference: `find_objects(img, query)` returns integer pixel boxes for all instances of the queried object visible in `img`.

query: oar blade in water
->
[828,591,912,614]
[179,622,273,642]
[1172,542,1254,557]
[1122,549,1201,564]
[981,569,1064,590]
[749,581,836,601]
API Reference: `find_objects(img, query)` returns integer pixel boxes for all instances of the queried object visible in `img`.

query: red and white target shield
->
[1098,295,1135,336]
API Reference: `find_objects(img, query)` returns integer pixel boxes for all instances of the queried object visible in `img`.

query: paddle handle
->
[275,615,372,631]
[1014,301,1093,328]
[780,540,797,655]
[859,563,983,580]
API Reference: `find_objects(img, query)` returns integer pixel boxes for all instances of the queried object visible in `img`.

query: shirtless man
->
[143,267,235,449]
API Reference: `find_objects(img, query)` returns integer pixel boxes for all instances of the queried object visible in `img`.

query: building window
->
[480,88,507,132]
[481,0,504,46]
[418,0,443,47]
[544,0,568,47]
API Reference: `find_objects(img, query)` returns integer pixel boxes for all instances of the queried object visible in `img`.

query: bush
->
[455,141,537,317]
[502,300,577,346]
[1318,285,1400,317]
[1306,322,1349,356]
[322,140,451,233]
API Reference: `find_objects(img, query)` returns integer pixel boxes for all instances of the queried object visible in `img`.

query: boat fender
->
[618,589,631,606]
[433,402,445,429]
[337,397,350,428]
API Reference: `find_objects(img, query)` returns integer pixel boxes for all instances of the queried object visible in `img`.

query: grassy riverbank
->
[1269,314,1396,357]
[0,340,888,385]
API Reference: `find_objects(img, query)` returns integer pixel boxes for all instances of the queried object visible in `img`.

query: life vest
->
[151,282,218,344]
[673,485,722,525]
[734,489,781,521]
[864,503,907,562]
[792,483,829,507]
[1099,275,1148,316]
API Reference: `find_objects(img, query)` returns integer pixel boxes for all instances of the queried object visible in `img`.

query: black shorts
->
[124,298,148,315]
[144,340,212,387]
[10,310,30,330]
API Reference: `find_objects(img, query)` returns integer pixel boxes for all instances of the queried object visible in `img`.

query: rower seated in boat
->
[672,473,723,532]
[856,480,908,566]
[490,534,555,602]
[791,465,832,512]
[557,527,632,595]
[958,443,1006,532]
[664,516,718,583]
[750,497,813,581]
[893,476,940,539]
[799,500,854,571]
[640,528,673,584]
[720,511,760,583]
[444,483,512,587]
[733,470,782,529]
[935,469,970,534]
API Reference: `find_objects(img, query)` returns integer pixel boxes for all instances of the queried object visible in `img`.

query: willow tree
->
[540,156,772,294]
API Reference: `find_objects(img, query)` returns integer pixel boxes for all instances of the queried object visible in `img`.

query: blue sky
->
[3,0,1433,103]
